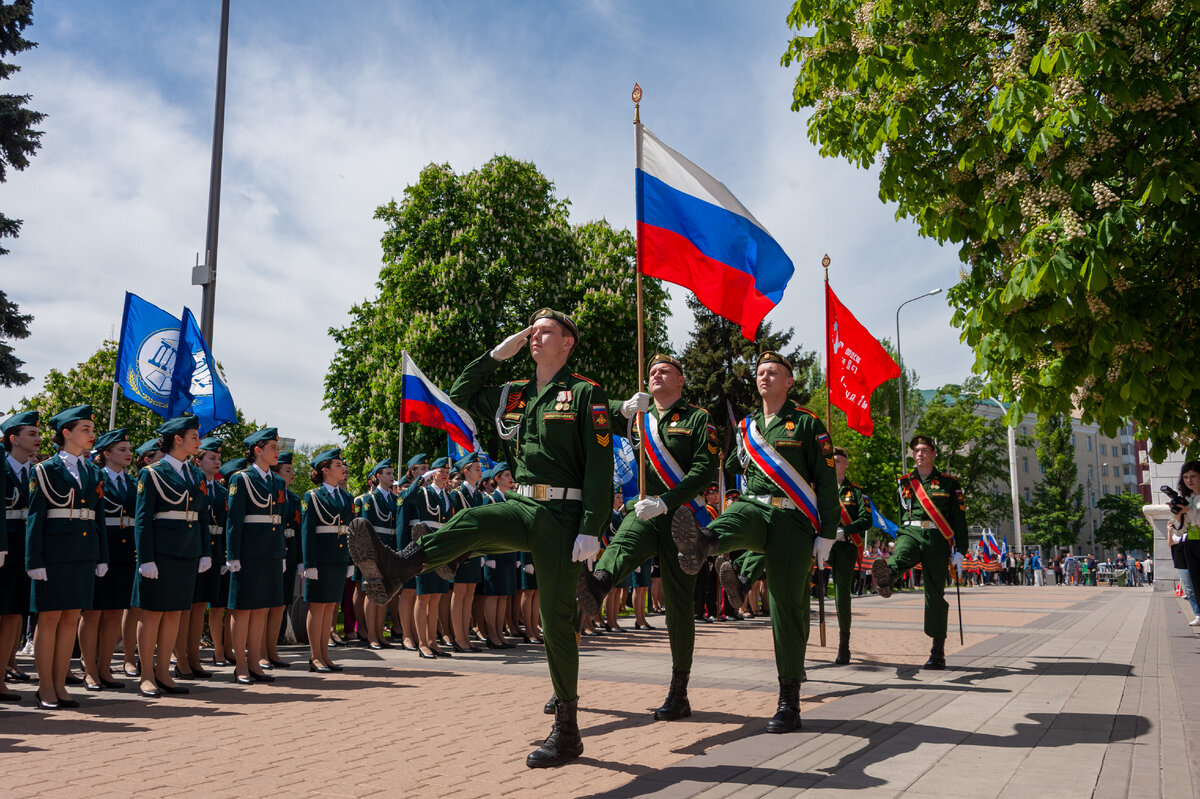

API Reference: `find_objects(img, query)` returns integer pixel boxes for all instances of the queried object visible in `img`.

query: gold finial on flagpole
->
[632,82,642,125]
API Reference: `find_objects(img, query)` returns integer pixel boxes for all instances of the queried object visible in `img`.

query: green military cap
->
[243,427,278,447]
[529,307,579,341]
[369,458,393,477]
[311,448,341,468]
[649,353,684,374]
[453,452,479,472]
[199,436,223,454]
[220,457,248,479]
[481,464,497,480]
[756,351,793,372]
[909,434,937,452]
[1,410,39,434]
[155,414,199,437]
[135,439,160,457]
[277,451,294,465]
[430,456,450,469]
[613,481,622,495]
[406,453,429,469]
[491,461,510,477]
[95,428,130,451]
[49,404,95,432]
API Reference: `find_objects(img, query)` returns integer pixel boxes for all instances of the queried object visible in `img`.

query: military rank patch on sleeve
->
[817,432,833,455]
[596,433,612,447]
[592,404,609,428]
[707,424,719,454]
[137,477,145,494]
[301,498,309,512]
[956,487,965,511]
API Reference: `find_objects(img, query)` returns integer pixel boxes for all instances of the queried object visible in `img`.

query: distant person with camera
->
[1165,462,1200,626]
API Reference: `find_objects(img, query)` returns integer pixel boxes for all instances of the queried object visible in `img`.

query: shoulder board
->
[571,373,599,387]
[356,493,369,502]
[509,379,530,387]
[848,482,862,489]
[940,473,960,483]
[794,406,819,420]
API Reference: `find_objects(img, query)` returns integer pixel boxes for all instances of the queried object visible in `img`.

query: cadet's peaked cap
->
[276,451,294,465]
[49,405,95,432]
[199,436,223,453]
[406,453,429,469]
[430,456,450,469]
[219,457,248,479]
[95,428,130,451]
[529,308,579,340]
[481,464,498,480]
[491,461,510,476]
[649,353,684,375]
[453,452,479,472]
[756,351,794,372]
[909,434,937,451]
[1,410,39,434]
[311,448,341,468]
[155,414,199,437]
[135,439,160,457]
[369,458,392,477]
[243,427,278,448]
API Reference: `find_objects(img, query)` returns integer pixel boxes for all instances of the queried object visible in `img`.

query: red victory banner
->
[825,284,901,436]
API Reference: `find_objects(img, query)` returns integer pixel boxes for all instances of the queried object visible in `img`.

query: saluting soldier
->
[212,456,246,665]
[354,458,398,650]
[673,352,838,733]
[174,436,224,679]
[300,448,355,672]
[25,405,108,709]
[350,308,611,768]
[1,411,40,700]
[265,450,302,667]
[576,353,718,721]
[448,453,486,652]
[78,427,136,691]
[130,414,211,699]
[871,435,968,669]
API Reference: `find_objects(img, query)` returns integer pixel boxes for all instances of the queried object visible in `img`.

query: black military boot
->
[576,568,613,618]
[871,558,896,598]
[835,629,851,665]
[543,693,557,714]
[716,556,751,609]
[653,671,692,721]
[348,519,426,604]
[526,698,584,768]
[924,637,946,670]
[672,507,717,576]
[434,554,469,582]
[766,676,802,733]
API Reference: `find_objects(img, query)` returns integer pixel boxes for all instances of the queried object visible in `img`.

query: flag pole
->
[108,381,119,430]
[397,351,406,474]
[823,254,832,433]
[633,83,647,501]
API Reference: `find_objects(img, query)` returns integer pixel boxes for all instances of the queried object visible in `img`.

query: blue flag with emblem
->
[867,495,899,539]
[613,434,638,503]
[168,307,237,435]
[114,293,185,418]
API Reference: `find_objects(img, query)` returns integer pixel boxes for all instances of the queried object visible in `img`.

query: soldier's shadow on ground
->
[574,711,1150,798]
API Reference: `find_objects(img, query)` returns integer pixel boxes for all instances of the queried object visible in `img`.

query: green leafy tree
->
[1095,491,1152,553]
[1023,413,1086,549]
[0,1,44,387]
[325,156,670,487]
[782,0,1200,460]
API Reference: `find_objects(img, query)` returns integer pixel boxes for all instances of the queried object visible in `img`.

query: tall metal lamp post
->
[967,392,1024,554]
[895,288,943,475]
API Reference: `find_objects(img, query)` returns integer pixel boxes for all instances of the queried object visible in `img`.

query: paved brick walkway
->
[0,585,1193,798]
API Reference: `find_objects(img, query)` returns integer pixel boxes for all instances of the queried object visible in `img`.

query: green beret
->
[243,427,278,448]
[490,461,510,478]
[369,458,393,477]
[220,457,248,479]
[95,429,130,451]
[155,413,199,437]
[909,434,937,452]
[529,307,579,341]
[311,448,341,468]
[199,436,223,454]
[1,410,39,434]
[430,456,450,470]
[649,353,684,375]
[135,439,160,457]
[453,452,479,472]
[756,351,794,372]
[277,451,294,465]
[49,405,95,432]
[406,453,429,469]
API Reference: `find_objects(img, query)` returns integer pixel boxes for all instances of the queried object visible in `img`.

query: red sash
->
[838,501,863,548]
[911,478,956,544]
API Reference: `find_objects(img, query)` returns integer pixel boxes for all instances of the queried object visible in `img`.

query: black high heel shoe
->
[247,670,275,683]
[172,665,194,680]
[234,675,254,686]
[37,695,59,710]
[308,659,333,673]
[417,648,436,659]
[191,664,213,679]
[267,657,290,669]
[99,677,125,689]
[155,680,189,695]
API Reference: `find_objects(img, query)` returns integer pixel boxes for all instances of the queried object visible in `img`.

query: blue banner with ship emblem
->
[115,292,184,417]
[168,307,237,434]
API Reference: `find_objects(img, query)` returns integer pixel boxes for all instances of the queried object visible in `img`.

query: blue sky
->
[3,1,973,446]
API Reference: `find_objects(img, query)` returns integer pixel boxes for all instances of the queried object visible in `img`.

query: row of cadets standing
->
[174,435,225,680]
[300,447,354,673]
[1,411,38,702]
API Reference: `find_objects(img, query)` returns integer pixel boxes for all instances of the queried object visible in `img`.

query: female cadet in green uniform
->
[264,451,301,668]
[212,457,245,665]
[226,429,286,684]
[449,453,485,652]
[174,436,224,679]
[354,459,398,650]
[1,411,39,701]
[78,427,136,691]
[25,405,108,709]
[403,456,453,658]
[479,463,519,648]
[120,438,162,678]
[300,448,354,672]
[131,414,212,698]
[391,454,429,651]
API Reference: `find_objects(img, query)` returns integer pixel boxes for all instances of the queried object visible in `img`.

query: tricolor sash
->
[838,500,863,548]
[910,477,955,544]
[641,413,713,525]
[738,417,821,531]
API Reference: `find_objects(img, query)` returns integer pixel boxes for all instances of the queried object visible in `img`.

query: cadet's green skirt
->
[283,534,300,606]
[31,561,95,612]
[229,557,284,610]
[92,560,134,611]
[415,571,450,595]
[132,555,197,613]
[453,555,481,584]
[481,558,517,596]
[303,565,347,604]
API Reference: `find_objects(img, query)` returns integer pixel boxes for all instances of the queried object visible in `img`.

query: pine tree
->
[1023,414,1086,549]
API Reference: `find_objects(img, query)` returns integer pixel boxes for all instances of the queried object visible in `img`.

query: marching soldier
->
[871,435,968,669]
[349,308,611,767]
[300,448,355,672]
[1,411,39,700]
[576,353,718,721]
[673,352,838,733]
[354,458,398,650]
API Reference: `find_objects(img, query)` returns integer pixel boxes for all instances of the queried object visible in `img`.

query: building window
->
[1103,485,1111,495]
[1102,464,1109,476]
[1100,443,1107,455]
[1039,463,1046,474]
[1023,457,1029,473]
[1122,445,1130,456]
[1024,488,1032,502]
[1087,437,1093,451]
[1072,434,1077,446]
[1088,464,1094,480]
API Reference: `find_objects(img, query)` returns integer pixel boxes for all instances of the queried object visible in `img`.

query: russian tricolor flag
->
[400,352,477,451]
[637,127,794,341]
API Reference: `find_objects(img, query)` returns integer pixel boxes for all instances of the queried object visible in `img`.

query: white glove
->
[524,563,534,574]
[198,557,212,573]
[346,565,356,578]
[485,559,497,568]
[489,326,534,362]
[297,563,306,576]
[27,567,48,581]
[620,392,651,419]
[226,559,242,573]
[95,563,109,578]
[0,552,5,568]
[835,527,845,542]
[813,537,834,565]
[571,534,601,563]
[282,559,287,573]
[952,551,965,574]
[138,562,159,579]
[634,496,668,520]
[220,564,230,575]
[303,567,319,579]
[635,566,641,574]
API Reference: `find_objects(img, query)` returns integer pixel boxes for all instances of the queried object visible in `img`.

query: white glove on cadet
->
[220,563,230,575]
[634,496,668,521]
[485,559,497,569]
[95,563,109,577]
[138,562,159,579]
[346,565,356,579]
[619,392,651,419]
[835,527,845,542]
[297,563,306,576]
[524,563,535,574]
[489,326,534,362]
[282,559,288,573]
[813,537,834,565]
[198,557,212,573]
[27,567,48,581]
[226,559,242,573]
[0,552,6,568]
[571,534,601,563]
[303,567,319,579]
[951,551,965,574]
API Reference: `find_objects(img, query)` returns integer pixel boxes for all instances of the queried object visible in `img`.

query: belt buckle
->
[337,524,346,535]
[770,496,784,509]
[532,484,547,501]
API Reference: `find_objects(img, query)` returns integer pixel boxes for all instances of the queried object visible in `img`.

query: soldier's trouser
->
[418,495,581,702]
[595,513,695,672]
[737,538,857,634]
[710,499,814,681]
[888,527,951,639]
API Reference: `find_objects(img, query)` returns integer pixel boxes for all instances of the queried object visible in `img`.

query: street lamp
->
[896,288,943,475]
[966,392,1024,555]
